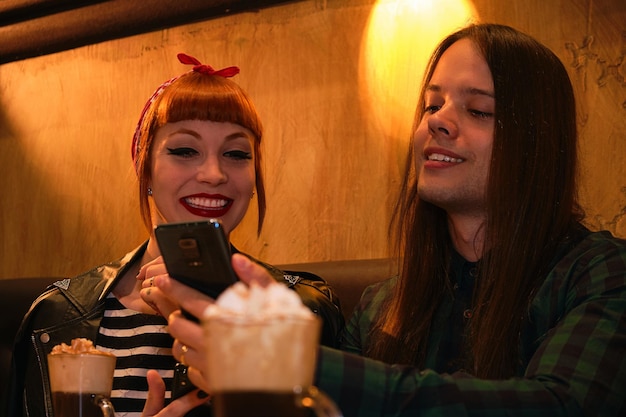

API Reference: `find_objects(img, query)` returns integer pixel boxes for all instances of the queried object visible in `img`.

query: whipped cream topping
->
[203,282,314,320]
[50,337,113,356]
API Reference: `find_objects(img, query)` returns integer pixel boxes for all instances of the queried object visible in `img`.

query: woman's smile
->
[180,193,232,218]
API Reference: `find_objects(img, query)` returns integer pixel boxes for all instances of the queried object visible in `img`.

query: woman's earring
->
[147,187,153,196]
[250,191,255,199]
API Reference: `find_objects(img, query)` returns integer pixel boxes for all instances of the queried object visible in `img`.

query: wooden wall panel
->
[0,0,624,279]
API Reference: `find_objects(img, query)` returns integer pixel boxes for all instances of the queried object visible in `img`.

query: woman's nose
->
[428,105,459,138]
[197,157,227,184]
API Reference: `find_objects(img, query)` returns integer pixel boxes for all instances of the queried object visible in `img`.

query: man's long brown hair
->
[366,24,584,378]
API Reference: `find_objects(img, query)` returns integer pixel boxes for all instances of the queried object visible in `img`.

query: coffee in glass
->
[47,338,116,417]
[203,283,342,417]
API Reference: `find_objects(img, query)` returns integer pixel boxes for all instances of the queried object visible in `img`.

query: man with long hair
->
[323,23,625,416]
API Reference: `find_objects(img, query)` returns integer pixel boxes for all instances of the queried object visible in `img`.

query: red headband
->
[131,53,240,169]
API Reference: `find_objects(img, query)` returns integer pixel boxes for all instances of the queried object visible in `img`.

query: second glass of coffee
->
[204,312,342,417]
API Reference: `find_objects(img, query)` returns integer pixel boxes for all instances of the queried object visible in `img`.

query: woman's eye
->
[167,147,198,158]
[224,150,252,160]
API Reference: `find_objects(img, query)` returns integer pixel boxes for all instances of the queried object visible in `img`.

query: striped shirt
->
[95,294,176,417]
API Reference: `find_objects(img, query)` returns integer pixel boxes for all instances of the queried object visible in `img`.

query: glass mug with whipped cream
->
[203,283,343,417]
[47,338,116,417]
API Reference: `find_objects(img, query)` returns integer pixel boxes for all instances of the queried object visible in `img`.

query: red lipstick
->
[180,193,232,218]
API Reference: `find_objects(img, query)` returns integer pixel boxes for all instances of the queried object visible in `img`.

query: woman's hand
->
[137,256,169,282]
[141,370,208,417]
[138,256,215,318]
[148,254,276,392]
[169,311,211,392]
[137,256,173,316]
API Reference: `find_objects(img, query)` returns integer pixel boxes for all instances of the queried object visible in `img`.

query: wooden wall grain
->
[0,0,624,279]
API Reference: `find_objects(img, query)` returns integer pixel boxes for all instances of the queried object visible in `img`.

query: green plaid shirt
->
[317,228,626,417]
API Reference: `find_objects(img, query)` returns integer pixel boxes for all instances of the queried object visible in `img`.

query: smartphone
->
[155,219,238,299]
[171,362,195,400]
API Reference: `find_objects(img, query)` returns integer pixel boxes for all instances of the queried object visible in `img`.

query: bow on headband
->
[131,53,241,167]
[177,53,240,77]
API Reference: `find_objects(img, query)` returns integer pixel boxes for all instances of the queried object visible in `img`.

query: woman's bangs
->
[158,81,261,138]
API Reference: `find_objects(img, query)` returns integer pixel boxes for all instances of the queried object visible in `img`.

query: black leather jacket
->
[5,242,344,417]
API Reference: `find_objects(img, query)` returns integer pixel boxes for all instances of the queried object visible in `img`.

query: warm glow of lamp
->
[360,0,477,143]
